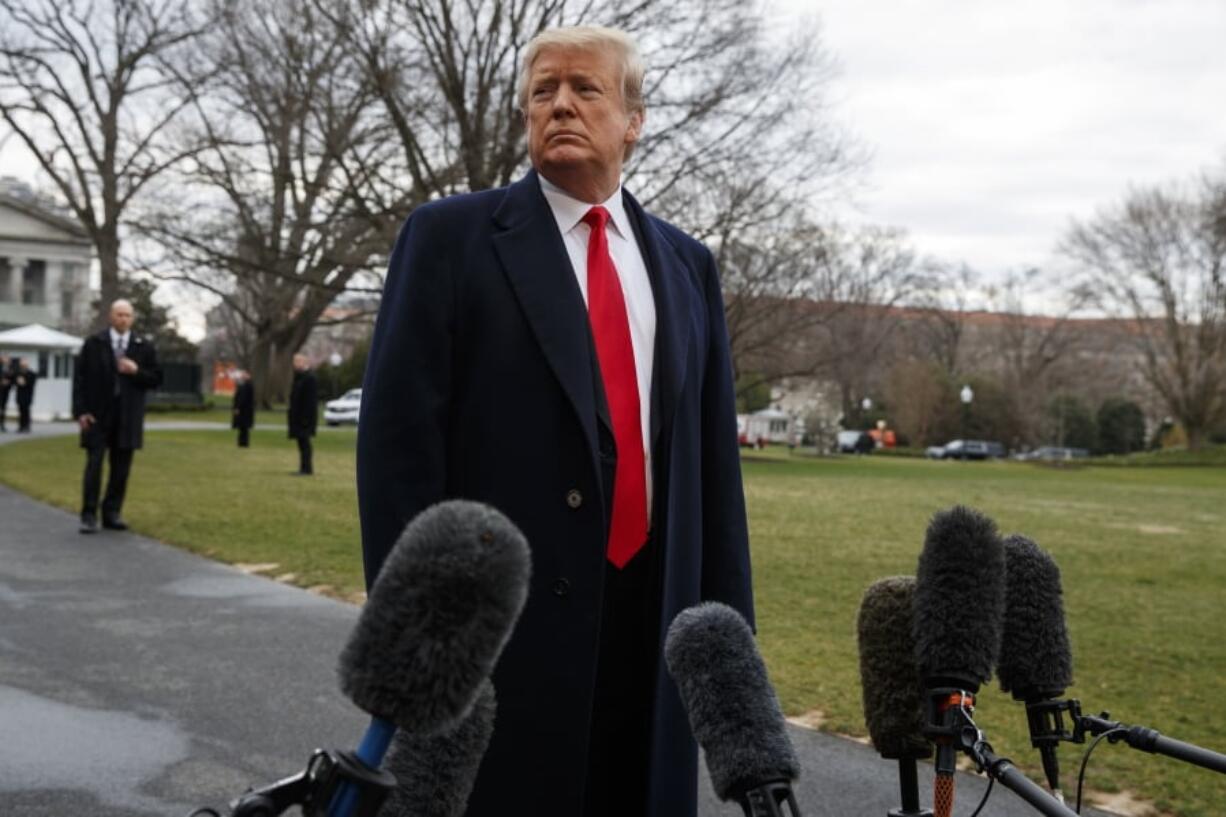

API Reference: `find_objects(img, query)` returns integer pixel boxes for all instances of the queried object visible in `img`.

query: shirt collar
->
[109,328,130,344]
[538,174,632,241]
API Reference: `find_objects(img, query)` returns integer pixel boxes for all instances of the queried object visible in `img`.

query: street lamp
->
[960,384,973,438]
[328,352,343,398]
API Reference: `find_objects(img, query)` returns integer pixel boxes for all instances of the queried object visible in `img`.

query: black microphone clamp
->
[735,780,802,817]
[187,747,396,817]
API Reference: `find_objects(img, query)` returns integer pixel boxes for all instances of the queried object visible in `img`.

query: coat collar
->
[491,170,692,458]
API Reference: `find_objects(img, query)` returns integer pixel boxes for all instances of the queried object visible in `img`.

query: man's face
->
[109,302,134,334]
[525,45,642,194]
[293,355,308,372]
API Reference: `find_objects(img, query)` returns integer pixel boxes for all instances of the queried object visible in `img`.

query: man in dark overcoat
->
[231,369,255,447]
[287,354,317,475]
[14,358,38,432]
[357,25,753,817]
[0,354,12,431]
[73,299,163,533]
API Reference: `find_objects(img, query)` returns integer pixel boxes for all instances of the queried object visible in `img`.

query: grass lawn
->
[2,433,1224,815]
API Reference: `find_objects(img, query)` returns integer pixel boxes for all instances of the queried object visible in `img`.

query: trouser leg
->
[18,403,30,431]
[297,435,312,474]
[82,445,107,516]
[101,447,135,518]
[238,427,250,447]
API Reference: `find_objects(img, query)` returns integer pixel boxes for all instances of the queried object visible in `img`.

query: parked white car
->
[323,388,362,425]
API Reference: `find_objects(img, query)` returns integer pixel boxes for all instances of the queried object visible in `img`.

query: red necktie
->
[583,206,648,569]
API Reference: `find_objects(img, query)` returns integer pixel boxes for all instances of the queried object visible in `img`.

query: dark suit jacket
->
[357,171,754,816]
[231,381,255,430]
[287,370,317,438]
[72,331,162,449]
[14,369,37,406]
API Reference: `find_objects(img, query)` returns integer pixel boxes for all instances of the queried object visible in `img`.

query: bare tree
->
[981,267,1088,446]
[342,0,854,226]
[138,0,398,404]
[802,225,922,422]
[1062,177,1226,449]
[0,0,204,315]
[908,262,979,378]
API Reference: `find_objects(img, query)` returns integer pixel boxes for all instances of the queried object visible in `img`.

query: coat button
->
[565,489,583,509]
[552,578,570,597]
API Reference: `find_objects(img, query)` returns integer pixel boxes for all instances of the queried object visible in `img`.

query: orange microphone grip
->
[934,772,955,817]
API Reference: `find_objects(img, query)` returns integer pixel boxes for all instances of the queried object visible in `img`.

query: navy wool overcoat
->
[357,171,754,816]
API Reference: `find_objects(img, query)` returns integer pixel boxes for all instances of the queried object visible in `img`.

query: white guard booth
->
[0,323,83,422]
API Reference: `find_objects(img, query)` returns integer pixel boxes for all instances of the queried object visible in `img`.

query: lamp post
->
[328,352,342,399]
[960,384,974,439]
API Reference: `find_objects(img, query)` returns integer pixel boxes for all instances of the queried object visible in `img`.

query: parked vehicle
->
[323,388,362,426]
[737,408,793,448]
[926,439,1006,460]
[1014,446,1089,461]
[837,430,874,454]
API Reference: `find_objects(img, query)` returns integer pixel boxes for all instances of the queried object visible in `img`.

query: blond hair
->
[517,25,646,117]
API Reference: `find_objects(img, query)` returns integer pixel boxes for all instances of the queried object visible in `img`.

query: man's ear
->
[625,109,644,146]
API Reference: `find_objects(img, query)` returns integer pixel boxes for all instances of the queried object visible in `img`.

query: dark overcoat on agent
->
[287,370,318,439]
[357,171,754,817]
[72,331,162,449]
[15,368,37,406]
[231,380,255,430]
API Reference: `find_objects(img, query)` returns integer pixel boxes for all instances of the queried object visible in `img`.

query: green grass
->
[146,407,293,426]
[0,428,364,599]
[2,434,1225,815]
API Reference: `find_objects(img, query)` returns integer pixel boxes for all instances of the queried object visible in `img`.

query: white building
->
[0,324,82,422]
[0,183,93,332]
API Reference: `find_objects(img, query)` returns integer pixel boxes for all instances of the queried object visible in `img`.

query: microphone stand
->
[185,748,396,817]
[1026,699,1226,776]
[933,691,1078,817]
[888,757,933,817]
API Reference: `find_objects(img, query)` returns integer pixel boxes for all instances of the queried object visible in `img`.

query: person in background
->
[357,25,752,817]
[231,369,255,448]
[14,358,38,433]
[73,299,163,533]
[0,354,12,432]
[287,354,317,475]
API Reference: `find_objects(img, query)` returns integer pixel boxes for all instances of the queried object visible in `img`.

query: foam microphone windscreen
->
[377,679,496,817]
[857,576,933,760]
[912,505,1006,691]
[998,534,1073,701]
[664,602,800,801]
[338,500,531,734]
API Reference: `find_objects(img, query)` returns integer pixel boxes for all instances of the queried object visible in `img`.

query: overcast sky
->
[3,0,1225,322]
[770,0,1226,286]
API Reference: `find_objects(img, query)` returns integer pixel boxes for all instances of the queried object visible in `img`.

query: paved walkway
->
[0,431,1106,816]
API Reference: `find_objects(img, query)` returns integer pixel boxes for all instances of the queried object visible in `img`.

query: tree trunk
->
[94,233,122,329]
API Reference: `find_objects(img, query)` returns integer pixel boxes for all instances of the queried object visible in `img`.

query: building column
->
[44,260,62,319]
[7,257,27,304]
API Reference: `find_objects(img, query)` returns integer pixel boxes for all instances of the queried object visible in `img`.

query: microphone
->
[376,679,497,817]
[912,506,1006,817]
[856,576,933,817]
[332,500,531,816]
[997,534,1074,800]
[664,602,801,817]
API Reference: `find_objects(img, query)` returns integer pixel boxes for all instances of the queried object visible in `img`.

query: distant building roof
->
[0,323,84,350]
[0,177,89,242]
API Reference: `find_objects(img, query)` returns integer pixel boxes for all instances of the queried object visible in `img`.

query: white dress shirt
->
[109,328,131,357]
[538,175,656,519]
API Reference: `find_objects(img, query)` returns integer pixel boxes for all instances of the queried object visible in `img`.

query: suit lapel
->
[623,190,691,450]
[492,171,602,466]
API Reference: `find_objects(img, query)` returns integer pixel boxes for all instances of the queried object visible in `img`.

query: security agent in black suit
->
[231,370,255,447]
[73,299,163,533]
[287,354,317,475]
[0,355,12,431]
[14,358,38,432]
